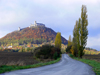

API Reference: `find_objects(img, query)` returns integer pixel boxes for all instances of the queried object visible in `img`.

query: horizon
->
[0,0,100,51]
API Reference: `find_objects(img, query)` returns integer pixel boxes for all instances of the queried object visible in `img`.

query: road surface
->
[1,54,95,75]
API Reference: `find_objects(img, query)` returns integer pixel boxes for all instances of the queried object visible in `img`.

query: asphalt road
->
[1,54,95,75]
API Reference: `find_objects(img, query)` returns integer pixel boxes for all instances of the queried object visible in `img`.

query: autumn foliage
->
[0,27,68,46]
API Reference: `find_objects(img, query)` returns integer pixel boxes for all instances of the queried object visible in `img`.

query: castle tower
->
[18,27,20,31]
[34,21,37,26]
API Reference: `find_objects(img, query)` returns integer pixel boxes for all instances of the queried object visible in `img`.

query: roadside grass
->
[0,58,60,74]
[69,54,100,75]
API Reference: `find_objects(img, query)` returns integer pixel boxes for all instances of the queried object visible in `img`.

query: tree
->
[72,5,88,58]
[70,46,74,55]
[21,47,25,52]
[66,45,72,53]
[68,35,72,46]
[72,21,79,57]
[79,5,88,58]
[66,35,72,53]
[55,32,62,49]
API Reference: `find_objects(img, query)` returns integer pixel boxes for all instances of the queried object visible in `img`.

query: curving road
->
[1,54,95,75]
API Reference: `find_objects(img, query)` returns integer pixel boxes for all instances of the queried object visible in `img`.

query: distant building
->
[18,27,21,31]
[17,21,45,31]
[29,21,45,28]
[8,46,13,49]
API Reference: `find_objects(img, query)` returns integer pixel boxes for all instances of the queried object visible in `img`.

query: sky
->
[0,0,100,51]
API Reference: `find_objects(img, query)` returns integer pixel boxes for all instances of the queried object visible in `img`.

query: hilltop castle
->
[18,27,21,31]
[29,21,45,28]
[18,21,45,31]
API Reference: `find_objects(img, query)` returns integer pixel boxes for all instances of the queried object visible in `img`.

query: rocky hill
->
[0,26,68,45]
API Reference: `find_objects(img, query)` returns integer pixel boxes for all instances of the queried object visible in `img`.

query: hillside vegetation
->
[84,49,100,55]
[0,27,67,46]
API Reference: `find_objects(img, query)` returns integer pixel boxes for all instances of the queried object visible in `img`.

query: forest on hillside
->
[0,27,68,46]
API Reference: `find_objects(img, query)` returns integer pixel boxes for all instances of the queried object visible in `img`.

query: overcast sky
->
[0,0,100,51]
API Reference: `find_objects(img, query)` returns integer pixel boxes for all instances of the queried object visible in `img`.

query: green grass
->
[69,54,100,75]
[0,58,60,74]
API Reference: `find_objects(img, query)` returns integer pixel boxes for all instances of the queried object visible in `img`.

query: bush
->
[66,45,72,53]
[34,45,61,59]
[53,52,58,60]
[69,54,74,58]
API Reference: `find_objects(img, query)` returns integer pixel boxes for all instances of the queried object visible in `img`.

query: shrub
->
[53,52,58,60]
[69,54,74,58]
[66,45,72,53]
[34,45,61,59]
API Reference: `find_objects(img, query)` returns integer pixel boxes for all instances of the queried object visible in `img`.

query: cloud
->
[0,0,29,25]
[87,35,100,50]
[31,0,100,29]
[0,0,100,29]
[0,0,100,50]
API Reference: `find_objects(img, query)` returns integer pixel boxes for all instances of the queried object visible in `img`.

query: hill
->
[84,47,100,55]
[0,26,68,46]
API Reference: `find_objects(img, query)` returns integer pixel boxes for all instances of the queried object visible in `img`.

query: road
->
[1,54,95,75]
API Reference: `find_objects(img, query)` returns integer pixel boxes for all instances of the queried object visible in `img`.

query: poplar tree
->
[66,35,72,53]
[79,5,88,58]
[72,5,88,58]
[68,35,72,46]
[55,32,62,49]
[72,21,79,57]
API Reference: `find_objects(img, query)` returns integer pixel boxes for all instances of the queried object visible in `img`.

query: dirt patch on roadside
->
[0,52,54,66]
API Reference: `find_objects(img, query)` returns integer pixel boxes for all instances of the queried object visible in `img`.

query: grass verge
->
[69,54,100,75]
[0,58,60,74]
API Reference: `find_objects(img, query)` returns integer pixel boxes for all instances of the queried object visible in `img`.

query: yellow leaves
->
[55,32,61,49]
[70,46,74,55]
[84,49,100,55]
[11,43,12,46]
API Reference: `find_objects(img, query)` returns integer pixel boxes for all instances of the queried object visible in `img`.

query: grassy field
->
[0,51,60,73]
[69,54,100,75]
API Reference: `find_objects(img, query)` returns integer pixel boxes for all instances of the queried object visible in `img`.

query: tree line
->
[0,38,47,46]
